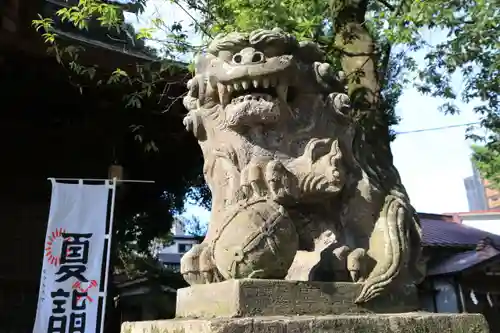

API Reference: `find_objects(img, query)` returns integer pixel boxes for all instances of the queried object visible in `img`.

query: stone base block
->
[176,279,418,318]
[122,313,489,333]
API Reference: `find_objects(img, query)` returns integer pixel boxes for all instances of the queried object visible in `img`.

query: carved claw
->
[180,243,222,285]
[237,161,268,201]
[347,248,368,283]
[237,158,299,203]
[330,246,368,282]
[265,160,300,203]
[332,245,351,281]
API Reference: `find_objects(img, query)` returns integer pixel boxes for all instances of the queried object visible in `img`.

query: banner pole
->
[100,177,118,333]
[48,177,154,184]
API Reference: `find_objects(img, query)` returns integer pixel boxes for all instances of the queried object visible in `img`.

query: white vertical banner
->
[33,180,111,333]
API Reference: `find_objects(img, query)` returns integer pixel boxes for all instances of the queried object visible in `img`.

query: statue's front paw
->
[265,160,300,203]
[180,243,222,285]
[347,248,368,283]
[331,245,350,280]
[237,158,299,204]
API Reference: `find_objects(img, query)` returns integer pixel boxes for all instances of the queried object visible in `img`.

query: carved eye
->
[252,52,263,63]
[232,54,242,64]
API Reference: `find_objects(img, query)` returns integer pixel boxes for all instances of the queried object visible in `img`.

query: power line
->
[395,122,480,135]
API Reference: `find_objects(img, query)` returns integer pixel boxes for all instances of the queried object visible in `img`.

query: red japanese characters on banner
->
[34,181,111,333]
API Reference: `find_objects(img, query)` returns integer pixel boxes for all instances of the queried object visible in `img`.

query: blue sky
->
[124,2,483,220]
[392,83,481,214]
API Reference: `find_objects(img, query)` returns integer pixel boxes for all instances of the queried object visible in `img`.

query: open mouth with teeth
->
[218,76,291,106]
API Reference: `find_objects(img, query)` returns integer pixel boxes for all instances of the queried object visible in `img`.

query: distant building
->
[464,161,500,211]
[464,162,488,211]
[418,212,500,331]
[483,179,500,209]
[157,219,201,271]
[446,210,500,236]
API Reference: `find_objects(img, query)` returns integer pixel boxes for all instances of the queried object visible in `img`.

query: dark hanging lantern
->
[108,164,124,181]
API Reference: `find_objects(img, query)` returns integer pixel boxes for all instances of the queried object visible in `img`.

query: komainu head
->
[183,28,348,132]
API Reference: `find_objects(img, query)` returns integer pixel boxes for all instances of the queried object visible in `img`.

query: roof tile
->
[420,215,500,247]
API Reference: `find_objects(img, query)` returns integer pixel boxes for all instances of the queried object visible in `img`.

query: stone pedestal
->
[121,279,489,333]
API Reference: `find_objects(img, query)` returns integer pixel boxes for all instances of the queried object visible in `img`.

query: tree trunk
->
[331,1,426,304]
[333,0,392,151]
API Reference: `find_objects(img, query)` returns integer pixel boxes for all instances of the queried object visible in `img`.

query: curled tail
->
[355,194,422,303]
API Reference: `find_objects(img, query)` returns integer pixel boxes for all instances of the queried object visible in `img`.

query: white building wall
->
[161,238,198,254]
[461,214,500,235]
[160,219,198,253]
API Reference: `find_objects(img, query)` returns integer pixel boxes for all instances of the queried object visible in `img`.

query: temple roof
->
[420,215,500,248]
[426,244,500,276]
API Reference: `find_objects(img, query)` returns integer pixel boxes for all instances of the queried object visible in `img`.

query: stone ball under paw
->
[212,199,299,280]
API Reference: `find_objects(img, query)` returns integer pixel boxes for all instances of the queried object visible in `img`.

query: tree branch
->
[170,0,213,39]
[327,43,378,57]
